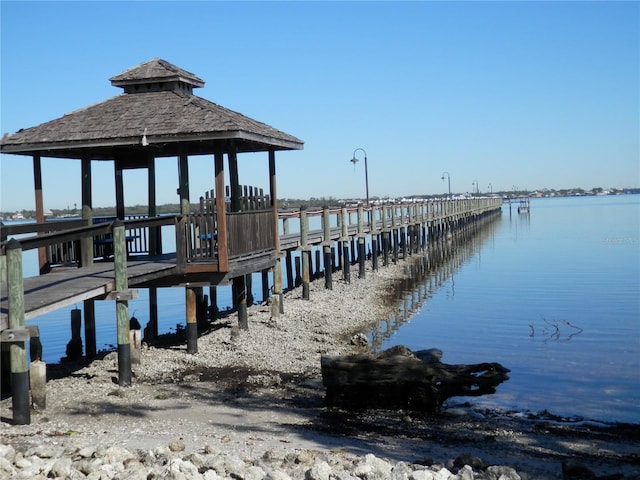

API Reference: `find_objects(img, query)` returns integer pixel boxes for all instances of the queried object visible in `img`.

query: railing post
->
[300,206,310,300]
[357,205,366,279]
[6,239,30,424]
[113,220,132,387]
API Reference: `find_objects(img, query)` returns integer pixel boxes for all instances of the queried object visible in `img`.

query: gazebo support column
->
[81,156,97,360]
[32,155,47,274]
[178,149,198,354]
[114,159,125,220]
[269,150,284,315]
[147,154,159,340]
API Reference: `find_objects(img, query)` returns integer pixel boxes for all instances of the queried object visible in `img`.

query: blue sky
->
[1,1,638,212]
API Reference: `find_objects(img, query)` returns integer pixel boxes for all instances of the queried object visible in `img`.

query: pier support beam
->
[185,287,198,353]
[6,239,30,424]
[84,299,96,360]
[233,276,249,330]
[113,220,132,387]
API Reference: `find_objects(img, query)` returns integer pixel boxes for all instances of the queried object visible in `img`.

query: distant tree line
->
[2,188,637,220]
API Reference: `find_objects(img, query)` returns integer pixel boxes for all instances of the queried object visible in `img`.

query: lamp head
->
[351,157,359,165]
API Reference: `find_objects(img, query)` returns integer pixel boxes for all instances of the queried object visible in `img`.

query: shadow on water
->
[369,213,502,351]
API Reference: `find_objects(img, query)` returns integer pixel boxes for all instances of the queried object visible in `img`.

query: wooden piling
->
[358,205,366,279]
[341,207,351,283]
[300,206,310,300]
[65,308,83,361]
[113,220,132,386]
[185,286,198,352]
[6,238,30,424]
[323,207,333,290]
[234,276,248,330]
[84,299,96,360]
[272,256,283,316]
[30,360,46,410]
[261,269,270,304]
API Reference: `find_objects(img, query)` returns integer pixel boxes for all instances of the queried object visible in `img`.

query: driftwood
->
[321,345,510,413]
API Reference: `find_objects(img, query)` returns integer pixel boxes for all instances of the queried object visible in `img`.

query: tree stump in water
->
[321,345,510,413]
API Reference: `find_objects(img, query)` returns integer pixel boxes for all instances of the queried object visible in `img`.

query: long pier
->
[1,196,501,424]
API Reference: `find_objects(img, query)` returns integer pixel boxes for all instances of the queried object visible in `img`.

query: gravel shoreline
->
[2,261,639,479]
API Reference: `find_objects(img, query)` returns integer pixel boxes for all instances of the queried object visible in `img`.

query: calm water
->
[376,195,640,423]
[7,195,640,423]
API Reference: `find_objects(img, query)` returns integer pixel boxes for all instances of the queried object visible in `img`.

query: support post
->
[357,205,366,279]
[33,155,48,273]
[341,207,350,283]
[84,299,96,360]
[300,206,310,300]
[185,286,198,353]
[269,150,283,315]
[145,287,158,341]
[234,276,248,330]
[323,207,332,290]
[65,308,83,361]
[7,239,30,424]
[81,156,94,268]
[113,220,131,386]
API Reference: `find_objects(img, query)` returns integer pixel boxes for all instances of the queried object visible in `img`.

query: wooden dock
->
[2,197,502,330]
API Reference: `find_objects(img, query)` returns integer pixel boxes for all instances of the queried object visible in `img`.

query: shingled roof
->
[1,59,303,159]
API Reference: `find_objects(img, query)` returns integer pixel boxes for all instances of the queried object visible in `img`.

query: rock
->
[485,465,521,480]
[306,460,332,480]
[410,470,436,480]
[50,457,73,478]
[169,440,186,452]
[453,454,483,470]
[562,459,596,479]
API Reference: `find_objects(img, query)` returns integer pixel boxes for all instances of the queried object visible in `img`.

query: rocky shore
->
[2,262,639,479]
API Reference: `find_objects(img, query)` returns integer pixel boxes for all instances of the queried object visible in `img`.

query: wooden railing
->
[1,196,503,277]
[227,209,275,258]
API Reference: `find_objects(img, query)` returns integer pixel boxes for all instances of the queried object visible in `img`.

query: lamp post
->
[350,148,369,205]
[441,172,451,197]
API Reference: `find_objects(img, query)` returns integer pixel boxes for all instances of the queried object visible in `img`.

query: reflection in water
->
[369,213,502,351]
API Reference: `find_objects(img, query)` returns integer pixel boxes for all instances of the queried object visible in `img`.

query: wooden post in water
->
[315,250,321,280]
[65,308,83,361]
[382,205,390,267]
[84,299,96,360]
[113,220,132,386]
[323,207,333,290]
[300,206,310,300]
[285,251,294,291]
[6,239,30,424]
[261,269,270,304]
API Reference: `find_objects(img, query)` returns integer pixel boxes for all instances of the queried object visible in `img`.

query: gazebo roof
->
[109,58,205,89]
[1,59,303,160]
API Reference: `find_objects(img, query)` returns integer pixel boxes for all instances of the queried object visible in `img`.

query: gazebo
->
[1,58,303,348]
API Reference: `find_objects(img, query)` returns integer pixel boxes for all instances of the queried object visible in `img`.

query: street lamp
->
[441,172,451,197]
[350,148,369,205]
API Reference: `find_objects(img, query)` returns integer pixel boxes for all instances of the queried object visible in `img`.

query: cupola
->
[109,58,205,94]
